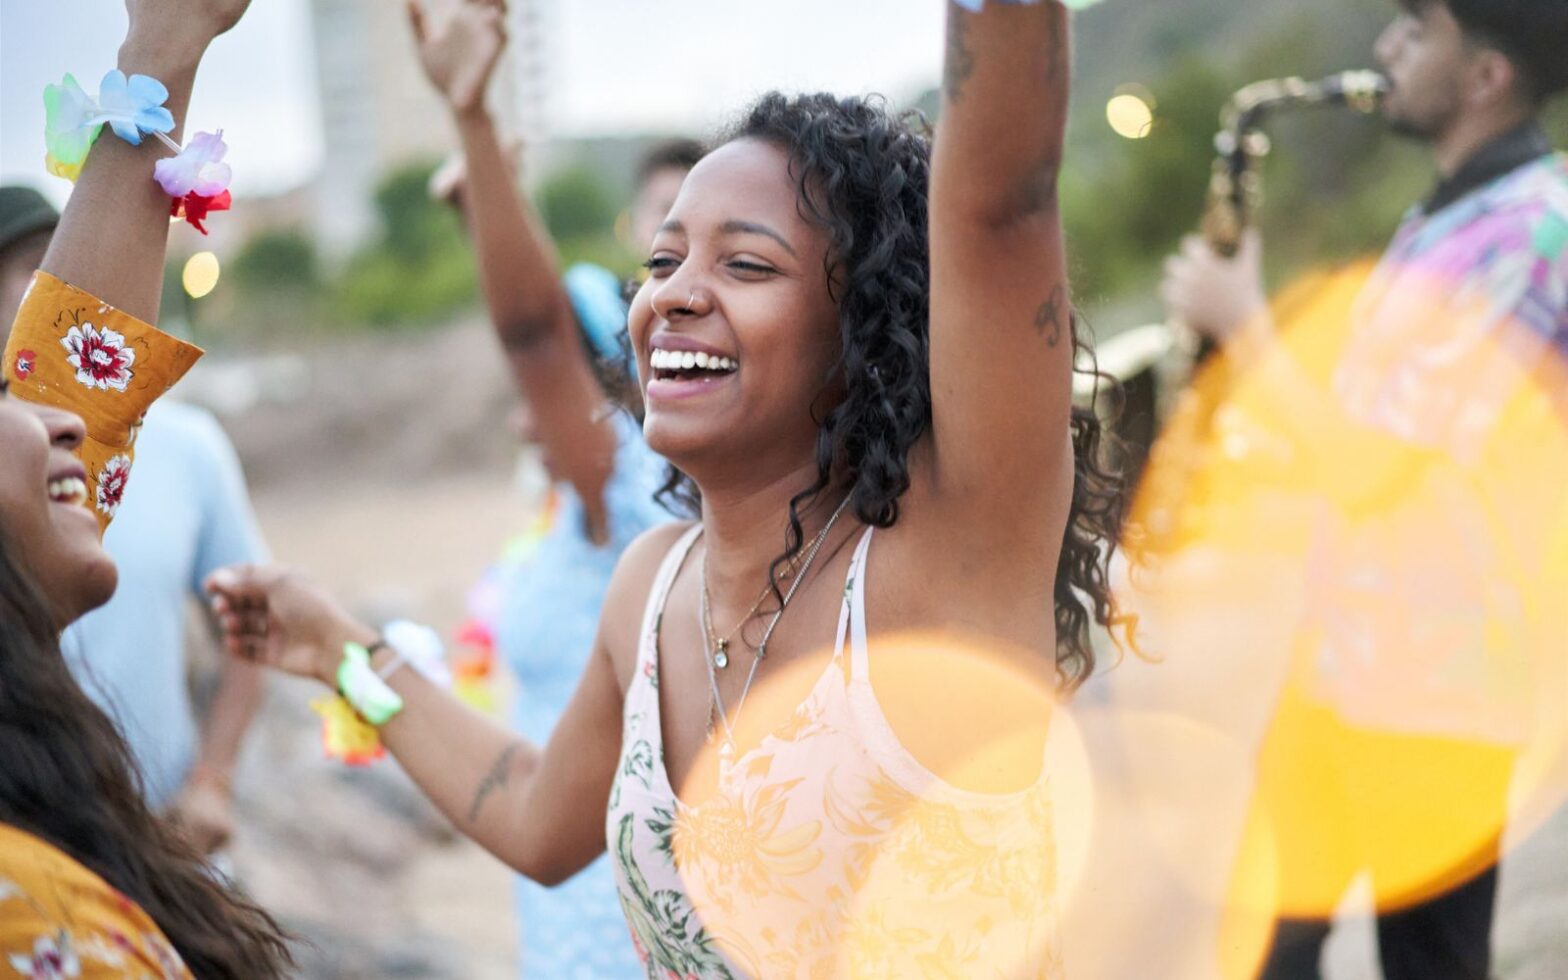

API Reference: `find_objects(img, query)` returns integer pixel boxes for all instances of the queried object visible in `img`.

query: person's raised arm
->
[43,0,252,321]
[926,0,1075,546]
[408,0,618,533]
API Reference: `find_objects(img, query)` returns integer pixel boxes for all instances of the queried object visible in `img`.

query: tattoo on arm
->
[944,7,976,103]
[1034,284,1066,347]
[467,742,522,825]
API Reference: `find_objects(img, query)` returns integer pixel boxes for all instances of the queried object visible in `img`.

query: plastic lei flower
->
[170,189,233,235]
[94,70,175,146]
[43,74,102,182]
[154,130,231,198]
[43,70,176,181]
[156,130,234,233]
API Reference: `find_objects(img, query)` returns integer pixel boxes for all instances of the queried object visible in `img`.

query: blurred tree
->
[232,229,320,292]
[536,165,620,244]
[334,160,478,328]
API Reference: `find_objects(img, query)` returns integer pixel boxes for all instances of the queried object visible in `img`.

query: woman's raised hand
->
[122,0,255,66]
[205,565,378,688]
[408,0,509,116]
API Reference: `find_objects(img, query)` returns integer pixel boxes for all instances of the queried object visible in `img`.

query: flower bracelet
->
[45,70,233,234]
[313,621,453,766]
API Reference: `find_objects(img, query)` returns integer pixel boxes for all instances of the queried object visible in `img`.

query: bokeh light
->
[1112,257,1568,938]
[1107,84,1156,139]
[674,632,1084,978]
[182,251,221,299]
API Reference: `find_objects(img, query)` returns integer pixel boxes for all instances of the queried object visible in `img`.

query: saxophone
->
[1083,71,1389,475]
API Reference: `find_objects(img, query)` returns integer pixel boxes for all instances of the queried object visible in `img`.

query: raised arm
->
[926,0,1075,547]
[43,0,251,320]
[409,0,618,533]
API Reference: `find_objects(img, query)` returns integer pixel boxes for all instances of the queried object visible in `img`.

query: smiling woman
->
[209,2,1126,977]
[0,0,293,977]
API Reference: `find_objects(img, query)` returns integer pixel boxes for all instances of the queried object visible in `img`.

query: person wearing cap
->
[1,184,271,859]
[407,1,693,974]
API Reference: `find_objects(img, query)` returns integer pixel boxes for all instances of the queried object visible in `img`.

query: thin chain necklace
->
[699,495,853,766]
[703,580,774,671]
[701,533,822,670]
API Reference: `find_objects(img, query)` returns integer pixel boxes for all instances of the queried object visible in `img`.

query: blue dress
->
[496,343,671,973]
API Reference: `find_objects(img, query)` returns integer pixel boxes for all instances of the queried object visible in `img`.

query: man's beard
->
[1381,87,1457,143]
[1384,111,1438,141]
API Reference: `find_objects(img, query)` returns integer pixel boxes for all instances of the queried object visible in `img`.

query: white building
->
[307,0,548,255]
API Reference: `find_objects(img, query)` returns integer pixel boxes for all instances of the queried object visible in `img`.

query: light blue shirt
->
[61,401,268,810]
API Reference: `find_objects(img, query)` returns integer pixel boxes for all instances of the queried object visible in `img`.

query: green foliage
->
[333,160,478,328]
[1061,57,1232,302]
[536,165,620,243]
[1059,2,1448,330]
[231,228,319,292]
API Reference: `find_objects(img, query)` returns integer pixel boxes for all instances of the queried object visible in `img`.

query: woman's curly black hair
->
[656,91,1129,692]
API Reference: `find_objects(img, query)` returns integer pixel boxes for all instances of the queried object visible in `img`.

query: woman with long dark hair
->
[0,0,289,975]
[211,3,1124,975]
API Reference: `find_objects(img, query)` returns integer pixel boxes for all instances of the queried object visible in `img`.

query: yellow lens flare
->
[673,632,1082,979]
[182,251,221,299]
[1062,704,1273,980]
[1107,85,1156,140]
[1115,257,1568,929]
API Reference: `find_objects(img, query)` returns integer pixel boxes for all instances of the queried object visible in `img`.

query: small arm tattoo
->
[944,6,977,103]
[1034,283,1066,347]
[467,742,522,825]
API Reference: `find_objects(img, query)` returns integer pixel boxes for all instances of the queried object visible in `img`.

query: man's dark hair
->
[1412,0,1568,103]
[635,137,706,186]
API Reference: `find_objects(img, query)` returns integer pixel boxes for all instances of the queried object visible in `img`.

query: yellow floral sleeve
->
[1,271,202,536]
[0,823,195,979]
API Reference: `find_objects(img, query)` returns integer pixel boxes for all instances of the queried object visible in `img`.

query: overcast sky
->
[1,0,947,204]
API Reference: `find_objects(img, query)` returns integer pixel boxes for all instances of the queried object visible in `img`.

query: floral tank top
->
[607,526,1064,979]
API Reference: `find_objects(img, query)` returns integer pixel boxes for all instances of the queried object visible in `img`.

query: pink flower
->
[8,931,80,979]
[60,324,135,392]
[96,455,132,518]
[154,130,231,199]
[13,350,36,381]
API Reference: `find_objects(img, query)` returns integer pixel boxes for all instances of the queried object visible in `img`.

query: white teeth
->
[649,348,737,375]
[48,477,88,506]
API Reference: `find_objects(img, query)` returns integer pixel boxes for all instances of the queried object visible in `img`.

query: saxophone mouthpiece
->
[1327,70,1392,113]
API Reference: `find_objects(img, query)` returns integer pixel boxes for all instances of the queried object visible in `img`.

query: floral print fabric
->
[2,272,202,535]
[0,823,193,979]
[608,527,1064,979]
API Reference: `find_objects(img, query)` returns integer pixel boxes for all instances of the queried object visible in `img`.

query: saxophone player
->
[1159,2,1568,979]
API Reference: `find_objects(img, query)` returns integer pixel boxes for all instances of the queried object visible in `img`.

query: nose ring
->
[687,290,698,310]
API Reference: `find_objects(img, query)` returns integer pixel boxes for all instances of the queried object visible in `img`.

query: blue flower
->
[94,70,175,146]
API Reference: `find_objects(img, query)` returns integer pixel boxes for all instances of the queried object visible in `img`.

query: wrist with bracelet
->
[43,66,235,234]
[313,621,452,766]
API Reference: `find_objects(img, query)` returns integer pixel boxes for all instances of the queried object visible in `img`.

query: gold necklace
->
[699,496,853,763]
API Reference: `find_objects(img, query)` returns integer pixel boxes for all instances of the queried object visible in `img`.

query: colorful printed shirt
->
[0,823,193,979]
[2,272,202,536]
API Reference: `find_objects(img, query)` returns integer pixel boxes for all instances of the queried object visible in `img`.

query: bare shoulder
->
[600,520,698,686]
